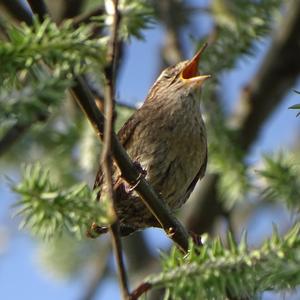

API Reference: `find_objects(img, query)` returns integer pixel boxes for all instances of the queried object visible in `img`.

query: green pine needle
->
[258,154,300,211]
[148,224,300,299]
[0,17,106,83]
[0,74,72,124]
[12,164,111,240]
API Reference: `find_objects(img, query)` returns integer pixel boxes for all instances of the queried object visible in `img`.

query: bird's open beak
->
[181,43,211,86]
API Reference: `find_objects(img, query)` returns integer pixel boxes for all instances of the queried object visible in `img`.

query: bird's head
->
[147,43,211,102]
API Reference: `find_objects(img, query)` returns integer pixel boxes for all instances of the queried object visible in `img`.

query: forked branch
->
[100,0,130,299]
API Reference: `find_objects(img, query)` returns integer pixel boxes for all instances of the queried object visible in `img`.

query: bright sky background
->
[1,1,300,299]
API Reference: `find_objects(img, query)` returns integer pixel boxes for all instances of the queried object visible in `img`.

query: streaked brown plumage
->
[94,44,211,236]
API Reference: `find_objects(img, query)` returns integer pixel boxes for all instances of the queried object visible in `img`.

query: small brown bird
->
[94,44,211,236]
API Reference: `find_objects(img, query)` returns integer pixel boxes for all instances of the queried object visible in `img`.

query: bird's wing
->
[185,151,207,199]
[93,111,141,189]
[117,112,141,148]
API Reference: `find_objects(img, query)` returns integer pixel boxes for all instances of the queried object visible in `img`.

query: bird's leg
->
[124,161,147,193]
[127,173,144,192]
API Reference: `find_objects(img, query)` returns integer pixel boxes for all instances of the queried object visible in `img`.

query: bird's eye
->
[161,70,171,79]
[161,66,175,79]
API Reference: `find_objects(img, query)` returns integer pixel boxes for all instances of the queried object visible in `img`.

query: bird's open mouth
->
[181,43,211,85]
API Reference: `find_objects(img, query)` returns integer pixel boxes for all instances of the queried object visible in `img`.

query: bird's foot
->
[125,161,147,192]
[86,222,108,238]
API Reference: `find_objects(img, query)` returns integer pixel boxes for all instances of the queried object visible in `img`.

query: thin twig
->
[110,222,130,299]
[101,0,130,298]
[130,282,152,300]
[4,3,189,294]
[27,0,129,296]
[27,0,190,254]
[71,77,189,252]
[101,0,120,206]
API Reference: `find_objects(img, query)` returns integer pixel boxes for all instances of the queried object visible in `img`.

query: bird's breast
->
[127,101,207,209]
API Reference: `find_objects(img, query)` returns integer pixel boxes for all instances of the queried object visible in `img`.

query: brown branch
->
[26,2,129,298]
[62,4,189,253]
[101,0,121,193]
[100,0,130,299]
[71,77,189,252]
[26,0,189,256]
[110,222,130,299]
[10,2,193,298]
[129,282,152,300]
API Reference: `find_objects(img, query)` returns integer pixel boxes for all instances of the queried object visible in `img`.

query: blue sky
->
[1,2,300,300]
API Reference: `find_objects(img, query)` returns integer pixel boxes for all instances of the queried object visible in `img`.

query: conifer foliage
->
[1,1,300,299]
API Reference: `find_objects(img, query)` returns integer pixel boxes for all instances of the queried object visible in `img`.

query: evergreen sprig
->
[0,74,71,125]
[200,0,281,74]
[258,154,300,211]
[148,224,300,300]
[12,164,111,239]
[0,18,106,83]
